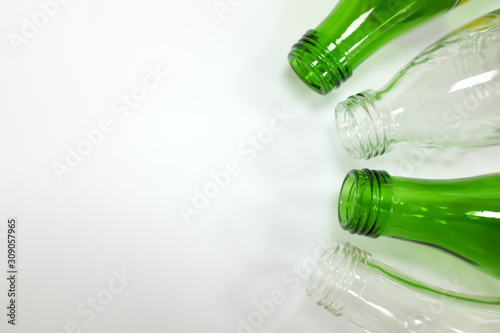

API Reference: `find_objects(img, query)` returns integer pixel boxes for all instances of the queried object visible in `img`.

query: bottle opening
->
[288,56,328,95]
[335,90,394,159]
[288,30,351,95]
[338,169,391,237]
[338,171,358,223]
[307,242,370,316]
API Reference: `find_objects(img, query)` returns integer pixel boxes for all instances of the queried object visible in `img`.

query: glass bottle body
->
[338,169,500,279]
[336,9,500,159]
[288,0,462,95]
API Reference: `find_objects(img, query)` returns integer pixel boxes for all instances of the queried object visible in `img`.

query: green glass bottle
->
[338,169,500,279]
[288,0,468,95]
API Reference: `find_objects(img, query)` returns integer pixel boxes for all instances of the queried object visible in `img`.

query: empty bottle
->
[308,241,500,333]
[288,0,467,95]
[336,9,500,159]
[338,169,500,278]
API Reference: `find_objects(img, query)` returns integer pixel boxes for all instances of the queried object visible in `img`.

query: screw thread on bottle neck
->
[335,90,396,159]
[338,169,392,237]
[307,242,371,316]
[288,30,351,95]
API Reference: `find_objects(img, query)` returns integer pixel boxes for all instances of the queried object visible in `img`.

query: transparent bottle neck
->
[308,242,500,333]
[335,89,399,160]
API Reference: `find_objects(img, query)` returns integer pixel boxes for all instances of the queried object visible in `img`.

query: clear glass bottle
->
[308,241,500,333]
[335,9,500,159]
[338,169,500,279]
[288,0,467,95]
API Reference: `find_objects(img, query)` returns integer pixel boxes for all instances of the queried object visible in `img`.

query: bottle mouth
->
[335,90,394,159]
[338,169,391,237]
[288,30,351,95]
[288,56,328,95]
[307,241,371,316]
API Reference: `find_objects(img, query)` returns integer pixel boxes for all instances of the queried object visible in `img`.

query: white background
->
[1,0,500,332]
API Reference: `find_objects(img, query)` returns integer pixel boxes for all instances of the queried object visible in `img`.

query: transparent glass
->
[336,9,500,159]
[338,169,500,279]
[288,0,464,95]
[308,242,500,333]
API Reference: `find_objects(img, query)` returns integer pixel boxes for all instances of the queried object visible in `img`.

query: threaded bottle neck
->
[307,242,371,316]
[288,30,351,95]
[308,242,500,331]
[338,169,392,237]
[335,89,397,159]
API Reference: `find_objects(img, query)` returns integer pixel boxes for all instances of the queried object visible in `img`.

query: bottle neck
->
[335,89,398,159]
[308,242,500,333]
[338,169,393,237]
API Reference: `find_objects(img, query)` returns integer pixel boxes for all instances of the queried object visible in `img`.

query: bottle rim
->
[288,30,351,95]
[335,90,395,159]
[307,241,371,316]
[338,169,391,237]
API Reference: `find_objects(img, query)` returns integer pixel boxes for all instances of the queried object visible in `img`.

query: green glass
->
[338,169,500,279]
[288,0,466,95]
